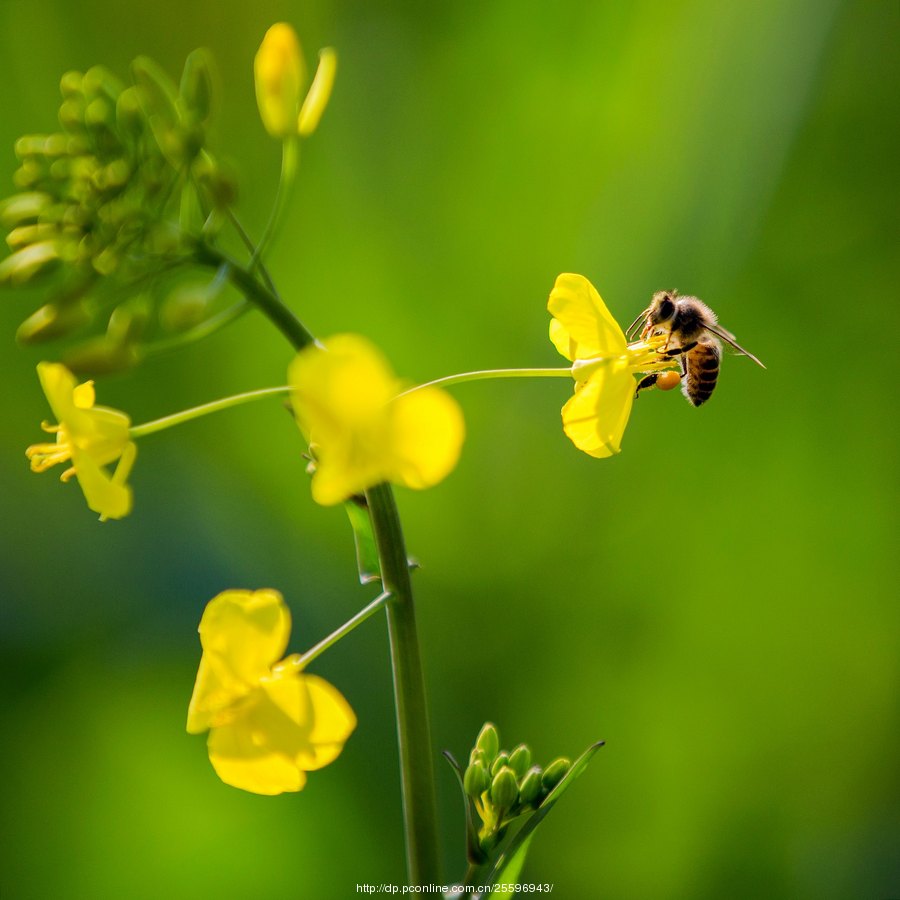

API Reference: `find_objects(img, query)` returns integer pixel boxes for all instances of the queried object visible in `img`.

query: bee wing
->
[626,307,650,339]
[704,323,766,368]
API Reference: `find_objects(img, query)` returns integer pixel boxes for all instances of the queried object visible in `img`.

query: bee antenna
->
[626,308,649,339]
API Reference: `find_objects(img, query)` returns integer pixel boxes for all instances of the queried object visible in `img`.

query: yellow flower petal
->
[72,380,96,409]
[289,334,396,437]
[548,273,627,360]
[207,698,309,795]
[187,589,291,732]
[561,360,635,458]
[262,673,357,771]
[188,588,357,793]
[298,48,337,137]
[255,23,306,138]
[289,334,463,505]
[389,387,465,490]
[74,440,135,521]
[205,672,355,795]
[29,362,136,519]
[37,362,95,437]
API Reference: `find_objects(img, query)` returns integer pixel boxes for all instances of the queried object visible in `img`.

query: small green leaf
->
[443,750,487,865]
[482,740,604,890]
[492,832,533,892]
[344,498,381,584]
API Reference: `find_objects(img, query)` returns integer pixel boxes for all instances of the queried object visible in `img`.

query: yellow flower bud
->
[298,48,337,137]
[26,362,136,520]
[0,241,59,286]
[16,301,91,345]
[0,192,53,229]
[254,23,306,138]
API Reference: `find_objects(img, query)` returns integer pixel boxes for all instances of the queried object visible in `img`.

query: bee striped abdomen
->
[683,338,720,406]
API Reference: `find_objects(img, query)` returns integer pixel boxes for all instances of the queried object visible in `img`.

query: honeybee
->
[630,290,765,406]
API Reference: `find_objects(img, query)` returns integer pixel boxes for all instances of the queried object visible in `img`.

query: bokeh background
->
[1,1,897,898]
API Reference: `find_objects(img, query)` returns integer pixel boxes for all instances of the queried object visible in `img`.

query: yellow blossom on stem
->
[187,589,356,795]
[255,23,306,137]
[288,334,465,506]
[548,273,674,458]
[254,23,337,138]
[26,362,136,520]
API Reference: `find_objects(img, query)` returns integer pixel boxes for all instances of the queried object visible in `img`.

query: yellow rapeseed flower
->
[26,362,136,520]
[187,589,356,795]
[288,334,465,506]
[548,273,673,457]
[254,23,337,138]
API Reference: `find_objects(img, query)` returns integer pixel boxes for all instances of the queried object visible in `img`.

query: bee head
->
[649,290,677,325]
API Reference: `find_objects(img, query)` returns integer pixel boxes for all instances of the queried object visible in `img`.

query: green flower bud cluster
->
[0,50,236,373]
[463,722,571,852]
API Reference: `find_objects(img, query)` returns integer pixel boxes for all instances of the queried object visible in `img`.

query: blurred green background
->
[1,0,897,897]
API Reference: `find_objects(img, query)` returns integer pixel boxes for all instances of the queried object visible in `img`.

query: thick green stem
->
[366,482,442,884]
[194,243,315,350]
[203,249,441,884]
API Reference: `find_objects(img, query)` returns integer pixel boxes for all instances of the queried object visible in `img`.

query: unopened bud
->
[490,752,510,777]
[298,48,337,137]
[132,56,182,162]
[6,223,57,250]
[0,192,53,229]
[194,156,238,209]
[82,65,123,103]
[541,757,570,793]
[475,722,500,762]
[16,300,91,344]
[91,246,120,277]
[463,762,491,799]
[132,56,180,126]
[160,282,212,331]
[107,298,150,345]
[468,747,488,767]
[116,87,145,141]
[13,160,42,190]
[58,98,86,132]
[508,744,532,777]
[490,766,519,812]
[254,23,305,137]
[180,49,215,123]
[63,336,140,376]
[518,766,544,806]
[60,70,84,99]
[0,241,59,285]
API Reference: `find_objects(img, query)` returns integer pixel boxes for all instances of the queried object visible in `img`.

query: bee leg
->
[662,340,697,359]
[634,374,659,398]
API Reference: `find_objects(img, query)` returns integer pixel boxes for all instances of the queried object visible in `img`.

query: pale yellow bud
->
[254,23,306,138]
[298,48,337,137]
